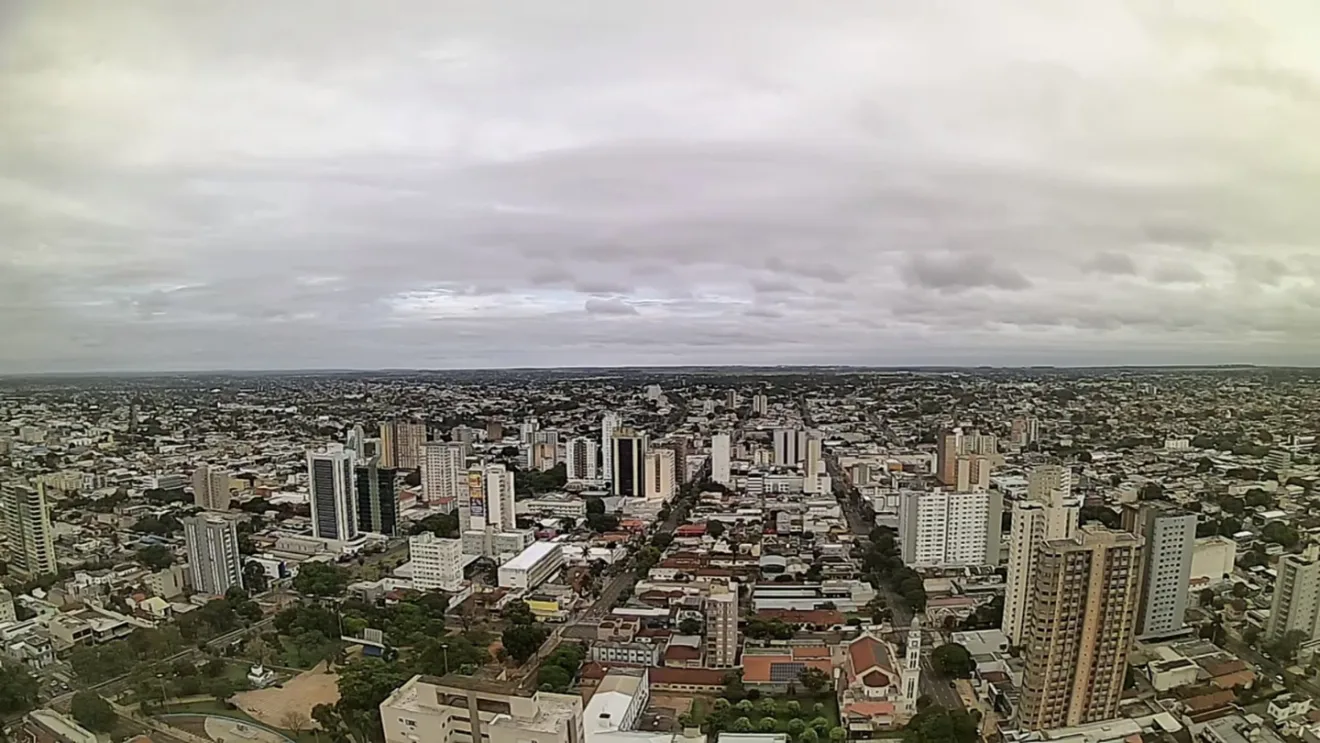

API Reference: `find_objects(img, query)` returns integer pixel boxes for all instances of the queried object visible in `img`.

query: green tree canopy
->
[931,643,976,679]
[71,692,117,732]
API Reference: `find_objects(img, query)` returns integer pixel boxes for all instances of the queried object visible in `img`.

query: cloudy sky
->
[4,0,1320,372]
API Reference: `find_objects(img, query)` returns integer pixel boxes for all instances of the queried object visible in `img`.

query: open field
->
[232,662,340,730]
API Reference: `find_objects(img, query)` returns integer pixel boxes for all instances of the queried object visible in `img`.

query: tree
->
[504,600,536,626]
[586,497,606,515]
[537,664,572,692]
[829,728,847,743]
[801,729,820,743]
[799,667,830,694]
[1262,522,1300,549]
[679,618,703,635]
[502,625,549,664]
[0,666,38,715]
[1243,626,1261,646]
[281,711,311,735]
[1267,630,1309,662]
[736,699,755,714]
[707,521,726,538]
[136,544,175,570]
[70,692,116,732]
[786,701,802,716]
[759,718,778,733]
[788,720,807,737]
[244,562,270,593]
[903,705,979,743]
[931,643,975,679]
[293,562,348,597]
[811,717,831,732]
[732,718,753,733]
[1231,583,1249,598]
[1199,588,1216,608]
[1138,482,1165,501]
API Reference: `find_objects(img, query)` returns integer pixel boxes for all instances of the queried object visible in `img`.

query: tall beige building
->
[380,420,427,470]
[1266,548,1320,642]
[1003,466,1080,645]
[191,464,233,511]
[1,482,57,578]
[706,581,739,668]
[645,449,675,501]
[1018,524,1143,731]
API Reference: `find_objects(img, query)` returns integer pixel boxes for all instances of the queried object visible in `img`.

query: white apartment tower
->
[566,437,599,481]
[466,463,516,533]
[601,413,620,483]
[803,436,824,493]
[898,490,1003,567]
[1,482,57,578]
[184,514,243,596]
[1123,503,1196,640]
[191,464,233,511]
[710,433,732,485]
[409,533,464,592]
[706,581,739,667]
[645,449,676,501]
[1003,465,1080,646]
[422,442,467,506]
[751,394,769,415]
[1267,548,1320,643]
[307,447,358,541]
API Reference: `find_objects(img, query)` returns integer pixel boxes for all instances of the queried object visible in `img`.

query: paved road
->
[920,649,965,710]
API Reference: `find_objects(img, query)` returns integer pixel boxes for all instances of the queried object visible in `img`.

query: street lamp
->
[441,643,450,675]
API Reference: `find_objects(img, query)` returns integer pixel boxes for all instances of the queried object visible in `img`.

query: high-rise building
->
[356,457,398,536]
[379,421,398,468]
[347,424,367,459]
[611,428,647,498]
[710,433,732,485]
[530,442,558,471]
[464,463,516,534]
[936,427,998,485]
[1011,417,1042,447]
[191,464,233,511]
[645,449,676,501]
[486,420,504,441]
[898,490,1003,567]
[1004,467,1080,646]
[662,437,689,485]
[566,437,599,481]
[803,436,824,493]
[773,428,807,467]
[1123,502,1196,640]
[601,413,620,483]
[409,532,464,592]
[751,394,769,415]
[725,390,739,409]
[706,581,739,667]
[1,482,57,578]
[396,421,427,470]
[422,442,466,507]
[307,447,358,541]
[1018,525,1143,731]
[183,514,243,596]
[1266,548,1320,643]
[954,454,993,492]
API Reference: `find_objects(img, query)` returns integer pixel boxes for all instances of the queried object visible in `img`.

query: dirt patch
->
[232,662,340,730]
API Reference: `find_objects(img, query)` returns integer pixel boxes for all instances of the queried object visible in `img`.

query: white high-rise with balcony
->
[601,413,620,483]
[422,442,466,505]
[409,532,464,592]
[898,490,1003,567]
[710,433,731,485]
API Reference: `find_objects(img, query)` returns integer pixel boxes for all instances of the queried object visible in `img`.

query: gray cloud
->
[1082,251,1138,276]
[902,253,1033,294]
[3,0,1320,371]
[584,297,638,316]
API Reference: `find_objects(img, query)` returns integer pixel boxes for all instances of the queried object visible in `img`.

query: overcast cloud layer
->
[4,0,1320,372]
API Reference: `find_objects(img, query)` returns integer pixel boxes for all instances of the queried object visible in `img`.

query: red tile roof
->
[758,609,845,626]
[650,667,728,687]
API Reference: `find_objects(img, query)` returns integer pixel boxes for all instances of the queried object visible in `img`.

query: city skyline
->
[5,1,1320,373]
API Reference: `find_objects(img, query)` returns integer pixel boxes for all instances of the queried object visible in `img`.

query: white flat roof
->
[502,541,561,571]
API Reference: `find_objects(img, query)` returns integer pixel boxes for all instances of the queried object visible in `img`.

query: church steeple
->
[902,617,921,710]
